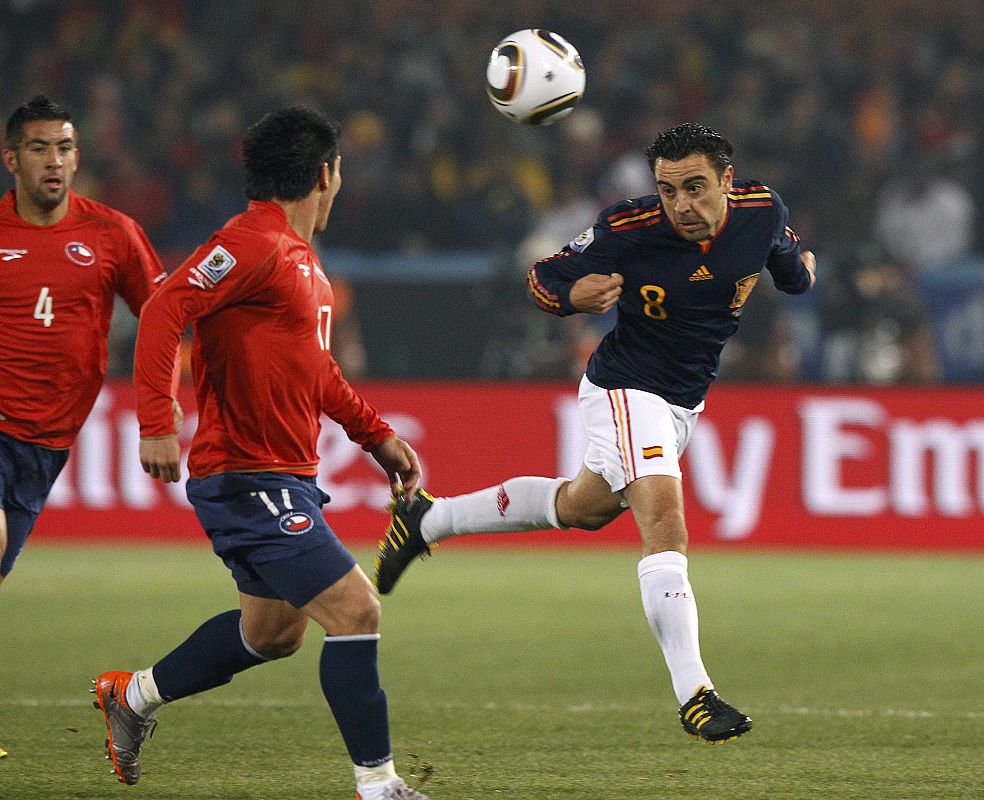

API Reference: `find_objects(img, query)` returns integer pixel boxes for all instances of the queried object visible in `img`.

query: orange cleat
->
[90,671,157,784]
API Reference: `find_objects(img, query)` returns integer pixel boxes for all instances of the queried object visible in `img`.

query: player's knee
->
[249,627,306,660]
[305,568,381,635]
[263,635,306,660]
[577,512,616,531]
[556,479,623,531]
[322,581,382,636]
[333,589,381,636]
[352,591,382,633]
[558,506,620,531]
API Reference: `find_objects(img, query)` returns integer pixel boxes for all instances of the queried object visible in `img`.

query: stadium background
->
[2,0,983,549]
[3,4,984,799]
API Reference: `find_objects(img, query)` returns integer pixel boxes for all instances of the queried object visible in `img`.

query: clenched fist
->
[569,273,623,314]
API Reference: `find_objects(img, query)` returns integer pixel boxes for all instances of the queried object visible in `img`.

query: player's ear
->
[318,161,331,191]
[2,147,17,175]
[721,164,734,192]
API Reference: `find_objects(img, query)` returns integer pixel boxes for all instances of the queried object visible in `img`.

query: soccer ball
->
[486,29,585,125]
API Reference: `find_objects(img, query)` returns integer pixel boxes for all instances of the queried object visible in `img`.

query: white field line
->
[4,697,984,719]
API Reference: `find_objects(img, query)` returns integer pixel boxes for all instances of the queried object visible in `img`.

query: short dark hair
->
[242,106,341,202]
[645,122,733,175]
[5,95,73,148]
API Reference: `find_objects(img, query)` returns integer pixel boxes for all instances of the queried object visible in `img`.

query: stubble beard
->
[29,183,67,212]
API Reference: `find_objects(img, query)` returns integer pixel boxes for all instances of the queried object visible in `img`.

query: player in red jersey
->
[91,107,429,800]
[0,96,178,590]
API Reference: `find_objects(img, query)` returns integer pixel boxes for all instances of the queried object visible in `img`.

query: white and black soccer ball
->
[485,29,585,125]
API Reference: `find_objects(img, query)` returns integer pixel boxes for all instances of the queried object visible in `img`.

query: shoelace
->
[137,717,159,742]
[695,690,731,714]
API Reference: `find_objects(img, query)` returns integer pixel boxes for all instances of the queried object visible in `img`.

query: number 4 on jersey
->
[34,286,54,327]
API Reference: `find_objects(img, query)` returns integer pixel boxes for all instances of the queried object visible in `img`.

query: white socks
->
[414,481,712,707]
[420,476,566,544]
[638,551,712,705]
[125,668,165,718]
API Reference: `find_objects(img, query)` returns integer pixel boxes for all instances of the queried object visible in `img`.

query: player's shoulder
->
[728,180,786,214]
[202,202,291,275]
[572,195,669,253]
[216,202,289,250]
[69,192,144,233]
[598,194,664,233]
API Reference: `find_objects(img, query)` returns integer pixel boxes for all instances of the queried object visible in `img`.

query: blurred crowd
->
[2,0,982,382]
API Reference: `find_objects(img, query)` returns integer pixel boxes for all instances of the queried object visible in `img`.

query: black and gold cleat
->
[374,489,436,595]
[679,685,752,743]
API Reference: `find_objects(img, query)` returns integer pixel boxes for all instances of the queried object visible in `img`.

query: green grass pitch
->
[1,544,982,799]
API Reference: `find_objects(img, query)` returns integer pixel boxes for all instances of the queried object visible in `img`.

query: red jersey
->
[0,189,167,448]
[135,201,393,478]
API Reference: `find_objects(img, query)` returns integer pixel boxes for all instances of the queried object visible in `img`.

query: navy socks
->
[149,611,392,769]
[152,610,265,701]
[320,634,392,767]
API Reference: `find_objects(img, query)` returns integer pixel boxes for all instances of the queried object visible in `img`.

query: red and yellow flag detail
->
[608,208,662,231]
[527,263,564,314]
[607,388,637,483]
[727,185,773,208]
[642,445,664,459]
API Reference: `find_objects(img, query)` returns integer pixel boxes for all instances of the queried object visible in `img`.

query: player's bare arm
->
[139,434,181,483]
[801,250,817,288]
[569,272,623,314]
[370,435,421,500]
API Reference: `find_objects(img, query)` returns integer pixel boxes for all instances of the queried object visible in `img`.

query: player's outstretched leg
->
[374,489,435,594]
[90,671,158,784]
[678,685,752,743]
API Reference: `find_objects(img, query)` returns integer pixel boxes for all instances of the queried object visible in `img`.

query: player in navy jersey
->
[91,108,430,800]
[376,123,816,744]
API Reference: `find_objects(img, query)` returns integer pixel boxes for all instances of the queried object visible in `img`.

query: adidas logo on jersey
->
[689,265,714,281]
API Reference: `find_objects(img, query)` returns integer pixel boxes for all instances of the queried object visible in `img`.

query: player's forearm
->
[320,358,394,450]
[134,296,186,437]
[329,396,395,452]
[527,264,574,316]
[769,249,815,294]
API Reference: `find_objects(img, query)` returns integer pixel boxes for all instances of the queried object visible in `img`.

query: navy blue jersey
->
[527,181,811,408]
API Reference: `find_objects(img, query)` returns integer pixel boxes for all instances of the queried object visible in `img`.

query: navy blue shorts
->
[0,432,70,576]
[186,471,357,608]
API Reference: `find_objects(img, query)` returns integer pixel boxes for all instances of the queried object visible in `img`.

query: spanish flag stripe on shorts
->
[607,389,637,484]
[621,390,638,480]
[606,389,629,484]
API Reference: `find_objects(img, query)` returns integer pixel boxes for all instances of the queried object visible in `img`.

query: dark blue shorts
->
[185,471,357,608]
[0,432,70,576]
